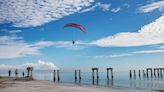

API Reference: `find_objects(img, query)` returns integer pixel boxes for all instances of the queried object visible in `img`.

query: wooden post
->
[107,69,109,80]
[111,68,114,79]
[150,68,153,78]
[154,68,156,78]
[79,70,81,82]
[139,70,141,79]
[157,69,160,77]
[143,70,145,78]
[75,70,77,83]
[96,68,99,85]
[92,68,94,84]
[53,70,56,82]
[146,68,148,78]
[129,70,132,79]
[57,70,60,82]
[160,69,162,78]
[134,70,136,80]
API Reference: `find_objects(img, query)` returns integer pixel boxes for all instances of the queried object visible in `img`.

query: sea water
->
[0,70,164,90]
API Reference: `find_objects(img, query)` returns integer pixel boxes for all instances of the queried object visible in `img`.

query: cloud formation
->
[0,34,90,59]
[0,35,55,59]
[92,15,164,47]
[139,1,164,13]
[0,0,95,27]
[0,60,58,70]
[79,2,111,13]
[111,7,121,13]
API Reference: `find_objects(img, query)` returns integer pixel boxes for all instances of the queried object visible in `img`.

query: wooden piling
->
[133,70,136,79]
[154,68,156,77]
[75,70,77,83]
[160,69,162,78]
[139,70,141,79]
[57,70,60,82]
[143,70,145,78]
[53,70,56,82]
[129,70,132,79]
[79,70,81,82]
[157,69,160,77]
[92,68,94,84]
[107,69,109,80]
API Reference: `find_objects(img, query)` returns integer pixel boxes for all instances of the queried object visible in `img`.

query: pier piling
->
[57,70,60,82]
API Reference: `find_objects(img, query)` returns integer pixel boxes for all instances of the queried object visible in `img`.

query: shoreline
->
[0,76,161,92]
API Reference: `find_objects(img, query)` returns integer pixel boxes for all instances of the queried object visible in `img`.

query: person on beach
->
[22,72,25,77]
[15,69,18,77]
[8,69,11,77]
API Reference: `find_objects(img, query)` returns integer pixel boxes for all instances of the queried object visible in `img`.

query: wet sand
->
[0,77,160,92]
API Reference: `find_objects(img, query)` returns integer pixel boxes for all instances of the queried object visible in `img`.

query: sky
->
[0,0,164,72]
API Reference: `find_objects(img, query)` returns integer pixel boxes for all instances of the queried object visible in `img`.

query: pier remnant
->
[75,70,77,83]
[107,68,113,80]
[53,70,56,81]
[79,70,82,82]
[26,67,33,77]
[129,70,132,79]
[57,70,60,82]
[133,70,136,80]
[139,70,141,79]
[146,68,153,78]
[92,68,99,85]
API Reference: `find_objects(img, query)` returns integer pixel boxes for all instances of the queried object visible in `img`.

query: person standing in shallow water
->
[8,69,11,77]
[15,69,18,77]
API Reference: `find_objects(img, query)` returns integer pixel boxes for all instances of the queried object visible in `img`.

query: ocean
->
[0,69,164,90]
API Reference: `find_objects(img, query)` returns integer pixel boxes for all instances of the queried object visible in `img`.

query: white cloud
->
[133,49,164,54]
[111,7,121,13]
[159,45,164,49]
[8,30,22,34]
[110,49,164,58]
[92,15,164,47]
[110,53,132,58]
[0,35,89,59]
[52,40,89,50]
[0,0,95,27]
[0,60,58,70]
[139,1,164,13]
[0,35,55,59]
[79,2,111,13]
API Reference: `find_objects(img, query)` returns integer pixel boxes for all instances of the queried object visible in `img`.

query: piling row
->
[129,68,164,79]
[53,68,114,84]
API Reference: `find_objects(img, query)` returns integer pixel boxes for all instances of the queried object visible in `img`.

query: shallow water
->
[1,70,164,90]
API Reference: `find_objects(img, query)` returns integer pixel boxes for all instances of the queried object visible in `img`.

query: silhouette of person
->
[72,40,75,44]
[22,72,25,77]
[8,69,11,77]
[15,69,18,77]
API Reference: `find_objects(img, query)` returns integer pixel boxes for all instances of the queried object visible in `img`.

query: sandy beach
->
[0,77,160,92]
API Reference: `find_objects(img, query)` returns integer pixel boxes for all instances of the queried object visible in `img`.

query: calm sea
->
[0,70,164,90]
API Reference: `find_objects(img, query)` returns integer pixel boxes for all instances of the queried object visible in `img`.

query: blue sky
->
[0,0,164,72]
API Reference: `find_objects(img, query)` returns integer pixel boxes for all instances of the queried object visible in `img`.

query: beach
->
[0,77,160,92]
